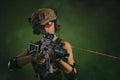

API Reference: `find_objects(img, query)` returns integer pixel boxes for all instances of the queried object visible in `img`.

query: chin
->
[47,32,55,34]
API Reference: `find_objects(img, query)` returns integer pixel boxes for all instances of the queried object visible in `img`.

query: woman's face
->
[44,21,55,34]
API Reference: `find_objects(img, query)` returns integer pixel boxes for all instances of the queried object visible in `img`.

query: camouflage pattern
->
[31,8,57,25]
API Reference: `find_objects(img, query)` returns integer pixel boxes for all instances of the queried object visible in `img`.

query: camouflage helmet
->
[31,8,57,25]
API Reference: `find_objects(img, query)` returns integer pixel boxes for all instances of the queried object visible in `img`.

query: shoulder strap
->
[55,38,62,44]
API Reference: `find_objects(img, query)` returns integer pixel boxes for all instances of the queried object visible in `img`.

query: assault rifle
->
[28,34,69,74]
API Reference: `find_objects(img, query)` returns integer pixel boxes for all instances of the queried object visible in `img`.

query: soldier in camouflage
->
[8,8,77,80]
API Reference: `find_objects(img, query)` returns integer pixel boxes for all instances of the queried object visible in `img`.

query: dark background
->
[0,0,120,80]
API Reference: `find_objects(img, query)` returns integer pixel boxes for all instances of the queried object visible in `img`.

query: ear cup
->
[54,19,61,32]
[32,24,41,35]
[56,19,61,30]
[53,10,61,31]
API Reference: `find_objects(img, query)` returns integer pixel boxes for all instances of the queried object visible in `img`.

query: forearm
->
[17,54,33,67]
[58,60,77,80]
[58,60,76,73]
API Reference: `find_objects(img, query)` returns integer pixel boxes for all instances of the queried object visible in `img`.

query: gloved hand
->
[54,47,69,61]
[32,53,45,64]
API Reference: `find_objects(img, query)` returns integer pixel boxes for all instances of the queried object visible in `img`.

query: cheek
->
[46,23,52,28]
[45,27,55,34]
[45,28,49,31]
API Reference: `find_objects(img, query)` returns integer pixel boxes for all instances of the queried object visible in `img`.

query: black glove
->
[54,47,69,61]
[8,57,21,71]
